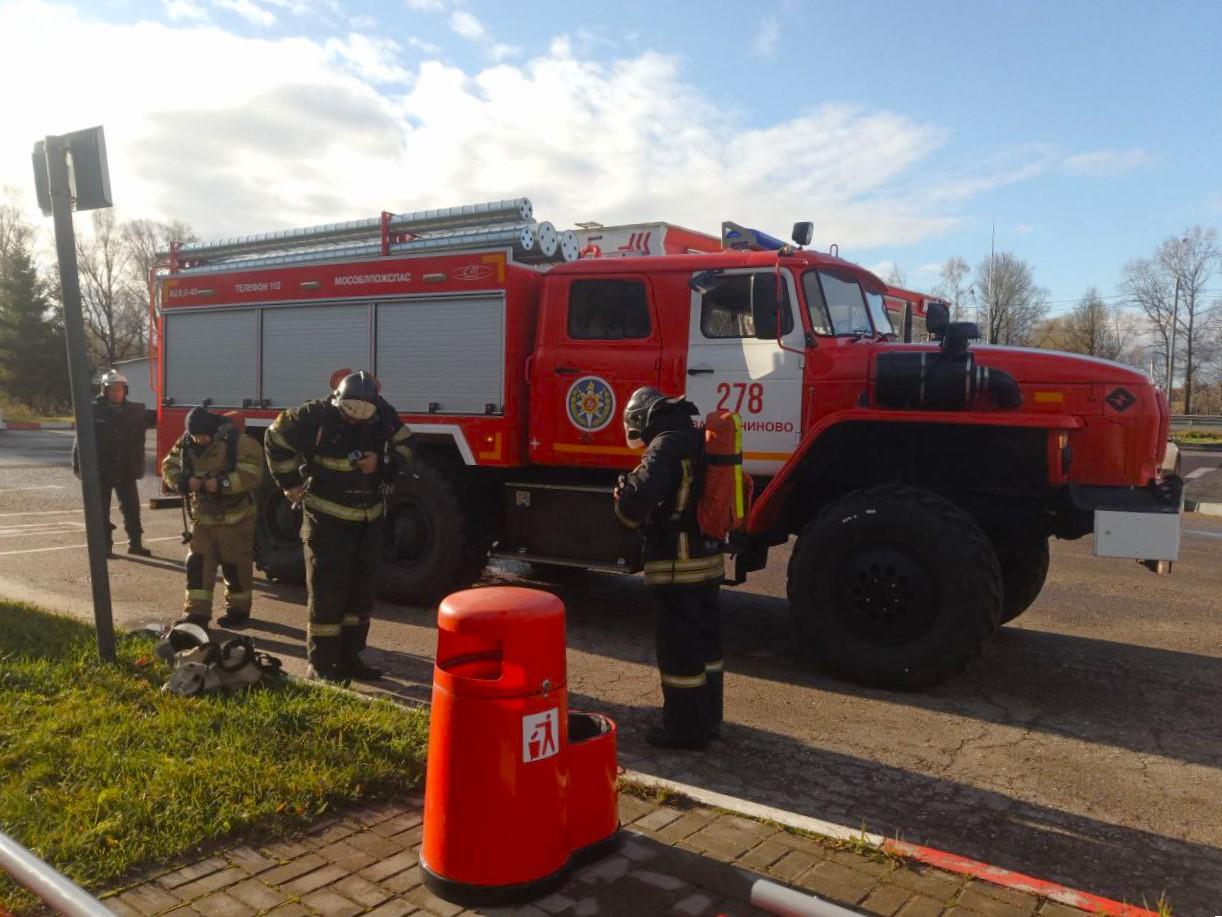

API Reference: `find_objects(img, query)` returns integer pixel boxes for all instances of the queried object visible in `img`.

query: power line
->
[1039,287,1222,311]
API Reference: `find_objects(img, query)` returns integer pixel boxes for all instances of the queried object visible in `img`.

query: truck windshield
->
[804,269,883,336]
[866,292,895,337]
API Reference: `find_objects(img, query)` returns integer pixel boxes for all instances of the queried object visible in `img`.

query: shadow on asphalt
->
[533,570,1222,772]
[572,691,1221,915]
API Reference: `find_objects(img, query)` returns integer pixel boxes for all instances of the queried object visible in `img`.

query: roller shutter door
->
[262,304,369,408]
[376,296,504,414]
[164,310,257,407]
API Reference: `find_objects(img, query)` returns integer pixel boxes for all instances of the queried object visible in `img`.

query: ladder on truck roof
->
[159,197,583,275]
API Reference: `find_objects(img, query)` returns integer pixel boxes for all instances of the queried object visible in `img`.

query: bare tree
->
[123,217,197,287]
[74,210,146,367]
[0,186,35,264]
[884,263,907,287]
[975,252,1048,345]
[934,256,970,321]
[1122,227,1220,411]
[1063,287,1132,360]
[1161,228,1219,413]
[1120,256,1174,389]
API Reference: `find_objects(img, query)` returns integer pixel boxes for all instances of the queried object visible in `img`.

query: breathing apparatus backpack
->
[696,410,754,546]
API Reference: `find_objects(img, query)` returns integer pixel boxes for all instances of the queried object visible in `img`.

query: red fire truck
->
[150,200,1183,688]
[883,286,950,343]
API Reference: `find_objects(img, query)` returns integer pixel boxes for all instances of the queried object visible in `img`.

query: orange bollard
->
[421,587,618,905]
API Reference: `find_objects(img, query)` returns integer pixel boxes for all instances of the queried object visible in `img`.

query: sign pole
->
[42,135,116,662]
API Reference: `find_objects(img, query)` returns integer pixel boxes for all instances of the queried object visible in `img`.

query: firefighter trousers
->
[302,508,381,671]
[184,515,255,620]
[651,581,724,742]
[101,479,143,544]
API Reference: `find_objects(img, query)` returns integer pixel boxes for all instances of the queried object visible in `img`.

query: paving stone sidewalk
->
[98,792,1084,917]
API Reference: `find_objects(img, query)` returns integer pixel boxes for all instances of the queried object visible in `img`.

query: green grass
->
[0,398,73,424]
[0,602,428,913]
[1171,429,1222,445]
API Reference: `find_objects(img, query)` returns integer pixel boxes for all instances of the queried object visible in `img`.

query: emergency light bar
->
[721,221,786,252]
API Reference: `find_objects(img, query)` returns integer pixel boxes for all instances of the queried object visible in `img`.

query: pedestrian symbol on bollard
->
[523,708,559,762]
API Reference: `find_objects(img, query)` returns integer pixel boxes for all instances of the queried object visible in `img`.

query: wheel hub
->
[387,501,432,563]
[835,548,936,646]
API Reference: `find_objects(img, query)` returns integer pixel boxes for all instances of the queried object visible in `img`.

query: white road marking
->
[0,522,85,538]
[0,485,65,494]
[1185,466,1215,479]
[0,535,181,557]
[0,509,82,518]
[1184,528,1222,540]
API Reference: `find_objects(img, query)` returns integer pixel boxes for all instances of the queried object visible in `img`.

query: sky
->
[2,0,1220,314]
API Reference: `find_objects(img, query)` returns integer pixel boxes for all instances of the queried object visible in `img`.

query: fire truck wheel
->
[787,485,1002,689]
[994,536,1050,624]
[379,463,488,604]
[254,475,305,584]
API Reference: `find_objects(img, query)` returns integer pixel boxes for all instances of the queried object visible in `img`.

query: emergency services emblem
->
[566,376,616,433]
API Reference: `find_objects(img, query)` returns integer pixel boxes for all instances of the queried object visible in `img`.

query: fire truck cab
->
[151,201,1183,689]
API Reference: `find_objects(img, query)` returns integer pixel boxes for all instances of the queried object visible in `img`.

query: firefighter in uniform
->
[73,370,151,557]
[264,371,413,683]
[161,408,265,627]
[613,387,725,750]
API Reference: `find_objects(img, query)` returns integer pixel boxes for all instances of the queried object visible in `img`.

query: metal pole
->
[0,829,115,916]
[44,135,116,662]
[1167,275,1181,407]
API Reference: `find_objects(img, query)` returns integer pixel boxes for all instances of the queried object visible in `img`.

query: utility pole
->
[32,127,116,662]
[988,221,997,344]
[1167,274,1181,407]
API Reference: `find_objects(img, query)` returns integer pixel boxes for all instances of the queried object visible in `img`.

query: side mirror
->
[689,269,723,295]
[926,301,950,339]
[791,221,814,247]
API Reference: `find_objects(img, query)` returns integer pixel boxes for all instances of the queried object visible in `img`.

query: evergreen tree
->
[0,241,70,412]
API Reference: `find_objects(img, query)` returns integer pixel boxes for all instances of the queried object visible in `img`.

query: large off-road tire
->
[379,463,489,606]
[994,536,1050,624]
[787,485,1002,689]
[253,474,305,584]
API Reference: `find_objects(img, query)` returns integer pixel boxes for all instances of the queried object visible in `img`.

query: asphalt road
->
[1,430,1220,912]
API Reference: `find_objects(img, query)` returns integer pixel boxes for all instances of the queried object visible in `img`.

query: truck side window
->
[568,280,651,340]
[700,273,793,339]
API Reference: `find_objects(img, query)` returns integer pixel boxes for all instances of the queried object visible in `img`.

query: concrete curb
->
[1185,499,1222,516]
[620,770,1160,917]
[1,421,75,430]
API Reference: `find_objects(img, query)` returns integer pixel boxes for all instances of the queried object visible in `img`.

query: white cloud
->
[491,43,521,62]
[325,33,411,83]
[407,35,442,55]
[753,17,779,58]
[163,0,208,21]
[349,14,376,29]
[0,1,1034,254]
[1014,223,1034,235]
[1062,148,1153,176]
[406,0,448,10]
[448,10,487,42]
[214,0,275,27]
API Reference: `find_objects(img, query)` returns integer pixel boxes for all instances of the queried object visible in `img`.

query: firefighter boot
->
[127,538,152,557]
[305,663,350,684]
[340,618,382,681]
[645,725,710,752]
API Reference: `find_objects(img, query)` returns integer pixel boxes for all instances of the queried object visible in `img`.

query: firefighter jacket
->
[614,425,724,586]
[264,398,413,523]
[161,423,265,525]
[73,396,147,485]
